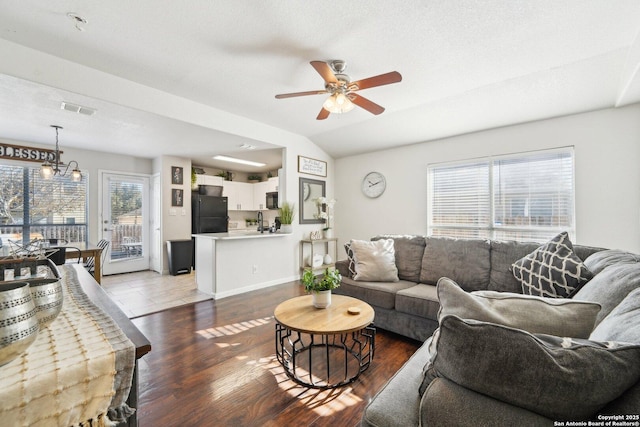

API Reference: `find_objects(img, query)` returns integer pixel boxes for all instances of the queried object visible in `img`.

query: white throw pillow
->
[350,239,399,282]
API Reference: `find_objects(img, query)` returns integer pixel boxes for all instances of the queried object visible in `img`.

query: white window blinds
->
[0,164,88,243]
[429,161,491,239]
[428,148,575,242]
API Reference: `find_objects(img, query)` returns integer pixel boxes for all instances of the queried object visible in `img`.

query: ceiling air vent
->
[60,101,97,116]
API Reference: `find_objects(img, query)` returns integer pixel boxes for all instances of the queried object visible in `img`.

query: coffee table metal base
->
[275,323,375,389]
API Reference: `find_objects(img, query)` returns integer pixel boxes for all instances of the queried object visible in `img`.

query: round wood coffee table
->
[274,294,376,389]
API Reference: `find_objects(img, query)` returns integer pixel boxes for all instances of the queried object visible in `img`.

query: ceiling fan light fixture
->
[323,93,354,114]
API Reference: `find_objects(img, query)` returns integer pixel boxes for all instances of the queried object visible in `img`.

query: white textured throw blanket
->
[0,265,135,427]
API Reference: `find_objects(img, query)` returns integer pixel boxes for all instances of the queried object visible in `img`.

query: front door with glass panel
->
[101,173,150,274]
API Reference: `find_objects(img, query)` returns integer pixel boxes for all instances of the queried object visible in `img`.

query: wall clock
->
[362,172,386,198]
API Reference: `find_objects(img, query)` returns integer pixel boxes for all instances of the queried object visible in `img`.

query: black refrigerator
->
[192,195,229,233]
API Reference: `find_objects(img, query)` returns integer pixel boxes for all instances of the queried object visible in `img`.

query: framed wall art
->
[299,177,325,224]
[172,189,184,207]
[171,166,184,185]
[298,155,327,177]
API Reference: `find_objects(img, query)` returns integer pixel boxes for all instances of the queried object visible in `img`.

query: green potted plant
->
[191,167,198,190]
[301,268,341,308]
[278,201,295,233]
[247,174,262,183]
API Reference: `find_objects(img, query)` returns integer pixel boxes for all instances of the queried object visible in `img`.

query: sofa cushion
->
[442,278,601,337]
[584,249,640,275]
[590,287,640,343]
[419,277,602,395]
[395,284,439,320]
[489,240,540,293]
[419,237,491,291]
[372,235,426,282]
[512,232,593,298]
[361,337,431,427]
[573,263,640,325]
[337,277,414,309]
[422,377,554,426]
[431,315,640,420]
[349,239,399,282]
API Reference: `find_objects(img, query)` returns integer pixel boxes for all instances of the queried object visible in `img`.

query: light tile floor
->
[101,270,212,318]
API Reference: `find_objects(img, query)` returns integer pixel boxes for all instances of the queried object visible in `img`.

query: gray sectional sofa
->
[334,235,640,426]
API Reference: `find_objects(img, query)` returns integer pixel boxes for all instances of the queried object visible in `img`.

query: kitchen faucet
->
[257,211,264,233]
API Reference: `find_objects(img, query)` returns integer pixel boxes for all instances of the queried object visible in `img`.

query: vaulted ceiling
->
[1,1,639,171]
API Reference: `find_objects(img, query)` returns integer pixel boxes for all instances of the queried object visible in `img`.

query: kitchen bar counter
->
[193,231,294,299]
[192,230,290,240]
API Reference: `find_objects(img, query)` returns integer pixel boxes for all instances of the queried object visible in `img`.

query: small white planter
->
[280,224,293,234]
[312,290,331,309]
[323,228,333,238]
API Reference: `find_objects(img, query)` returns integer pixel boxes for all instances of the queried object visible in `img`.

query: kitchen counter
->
[192,231,295,299]
[192,230,290,240]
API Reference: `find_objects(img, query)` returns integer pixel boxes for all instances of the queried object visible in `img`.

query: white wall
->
[335,104,640,255]
[153,156,192,273]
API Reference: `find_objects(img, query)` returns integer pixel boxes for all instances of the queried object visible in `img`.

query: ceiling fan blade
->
[350,71,402,91]
[310,61,338,84]
[349,93,385,115]
[316,108,330,120]
[275,90,327,99]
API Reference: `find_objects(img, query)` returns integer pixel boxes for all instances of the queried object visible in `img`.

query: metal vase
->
[29,278,64,328]
[0,282,39,367]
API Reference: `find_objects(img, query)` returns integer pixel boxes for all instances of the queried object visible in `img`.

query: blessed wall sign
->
[0,142,59,163]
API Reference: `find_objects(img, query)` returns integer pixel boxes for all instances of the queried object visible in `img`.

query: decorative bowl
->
[29,278,63,328]
[0,282,39,367]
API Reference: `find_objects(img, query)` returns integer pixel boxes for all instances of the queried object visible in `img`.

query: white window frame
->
[427,147,576,242]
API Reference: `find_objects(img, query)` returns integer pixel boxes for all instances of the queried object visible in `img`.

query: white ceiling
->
[1,1,640,171]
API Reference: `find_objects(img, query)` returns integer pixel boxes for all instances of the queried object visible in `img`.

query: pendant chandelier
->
[40,125,82,182]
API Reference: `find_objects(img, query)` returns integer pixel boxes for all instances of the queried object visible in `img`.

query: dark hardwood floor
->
[131,281,421,426]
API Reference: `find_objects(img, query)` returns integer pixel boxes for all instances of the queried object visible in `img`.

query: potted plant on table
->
[301,267,341,308]
[278,202,295,233]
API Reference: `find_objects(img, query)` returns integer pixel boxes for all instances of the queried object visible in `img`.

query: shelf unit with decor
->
[299,237,338,272]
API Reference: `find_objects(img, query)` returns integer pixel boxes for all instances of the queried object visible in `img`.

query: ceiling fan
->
[275,60,402,120]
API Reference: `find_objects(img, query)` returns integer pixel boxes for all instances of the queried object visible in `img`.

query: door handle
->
[103,228,113,232]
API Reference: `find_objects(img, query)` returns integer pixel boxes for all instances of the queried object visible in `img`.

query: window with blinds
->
[0,164,88,243]
[428,148,575,242]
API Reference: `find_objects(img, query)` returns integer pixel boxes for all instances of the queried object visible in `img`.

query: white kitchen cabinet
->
[223,181,254,210]
[253,181,269,210]
[196,175,224,186]
[267,177,279,192]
